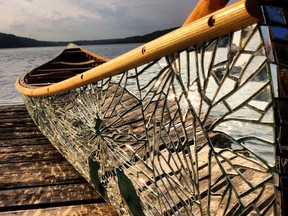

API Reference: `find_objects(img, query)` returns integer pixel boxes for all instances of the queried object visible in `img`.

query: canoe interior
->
[23,45,107,86]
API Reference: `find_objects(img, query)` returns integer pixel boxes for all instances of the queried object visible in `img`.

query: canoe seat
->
[50,60,102,67]
[27,69,92,84]
[28,70,78,78]
[35,67,94,73]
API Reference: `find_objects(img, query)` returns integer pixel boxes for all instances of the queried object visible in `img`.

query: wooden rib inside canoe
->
[21,44,108,87]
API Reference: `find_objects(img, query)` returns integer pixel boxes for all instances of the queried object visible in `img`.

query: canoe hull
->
[18,0,288,215]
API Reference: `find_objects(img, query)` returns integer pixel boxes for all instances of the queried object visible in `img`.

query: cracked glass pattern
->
[22,3,288,215]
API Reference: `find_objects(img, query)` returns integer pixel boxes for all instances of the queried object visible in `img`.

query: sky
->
[0,0,201,42]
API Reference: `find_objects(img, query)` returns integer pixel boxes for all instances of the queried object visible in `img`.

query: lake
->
[0,42,275,163]
[0,43,142,105]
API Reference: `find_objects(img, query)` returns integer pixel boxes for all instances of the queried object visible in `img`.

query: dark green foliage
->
[74,27,178,46]
[0,27,178,49]
[0,33,63,48]
[88,157,107,199]
[117,169,145,216]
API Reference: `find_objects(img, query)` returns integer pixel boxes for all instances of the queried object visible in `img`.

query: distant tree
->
[0,27,178,49]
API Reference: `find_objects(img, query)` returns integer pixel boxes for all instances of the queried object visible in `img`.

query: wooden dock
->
[0,104,118,215]
[0,104,278,215]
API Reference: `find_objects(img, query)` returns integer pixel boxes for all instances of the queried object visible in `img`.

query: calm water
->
[0,43,275,163]
[0,43,141,105]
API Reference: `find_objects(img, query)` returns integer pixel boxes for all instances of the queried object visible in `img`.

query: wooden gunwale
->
[16,0,261,97]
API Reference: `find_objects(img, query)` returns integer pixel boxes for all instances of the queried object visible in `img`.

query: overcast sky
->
[1,0,237,42]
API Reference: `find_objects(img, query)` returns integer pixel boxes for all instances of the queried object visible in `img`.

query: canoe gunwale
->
[16,0,261,97]
[17,46,108,90]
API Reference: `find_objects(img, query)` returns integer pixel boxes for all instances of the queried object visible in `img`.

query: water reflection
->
[1,44,141,105]
[23,22,278,215]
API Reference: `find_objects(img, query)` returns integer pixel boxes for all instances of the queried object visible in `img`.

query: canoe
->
[16,0,288,215]
[18,43,108,88]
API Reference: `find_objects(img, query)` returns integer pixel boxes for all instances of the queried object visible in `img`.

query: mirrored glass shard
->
[279,66,288,97]
[239,56,267,86]
[270,64,279,98]
[260,107,274,124]
[23,17,278,215]
[212,64,227,83]
[205,75,219,100]
[277,99,288,125]
[264,6,287,25]
[279,126,288,154]
[270,26,288,42]
[230,53,250,78]
[248,86,272,110]
[213,77,236,104]
[241,25,257,49]
[260,26,275,61]
[225,106,262,121]
[214,37,229,65]
[273,42,288,67]
[244,30,262,52]
[280,159,288,174]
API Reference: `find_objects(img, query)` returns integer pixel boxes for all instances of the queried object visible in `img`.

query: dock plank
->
[0,137,50,147]
[0,183,101,208]
[0,160,85,189]
[0,144,64,163]
[0,203,118,216]
[0,103,276,215]
[0,104,117,215]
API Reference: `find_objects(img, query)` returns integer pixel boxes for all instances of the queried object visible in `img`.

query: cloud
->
[1,0,225,41]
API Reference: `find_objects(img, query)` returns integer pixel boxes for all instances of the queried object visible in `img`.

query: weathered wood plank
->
[0,112,31,120]
[0,160,85,189]
[0,137,50,147]
[0,105,44,140]
[0,104,27,112]
[1,99,274,215]
[0,144,64,163]
[0,203,118,216]
[0,104,118,215]
[0,115,32,122]
[0,123,38,131]
[0,131,45,140]
[0,183,103,208]
[0,108,29,114]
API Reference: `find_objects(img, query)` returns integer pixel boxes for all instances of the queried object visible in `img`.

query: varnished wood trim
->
[182,0,229,26]
[16,0,262,96]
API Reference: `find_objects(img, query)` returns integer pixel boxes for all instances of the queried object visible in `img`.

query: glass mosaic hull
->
[22,1,288,215]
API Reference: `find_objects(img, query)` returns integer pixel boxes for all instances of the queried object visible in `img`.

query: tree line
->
[0,28,177,49]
